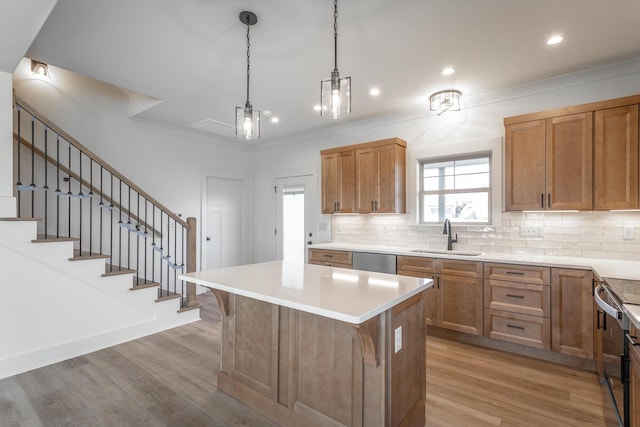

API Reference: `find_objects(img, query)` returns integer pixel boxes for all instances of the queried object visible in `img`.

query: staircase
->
[0,96,201,379]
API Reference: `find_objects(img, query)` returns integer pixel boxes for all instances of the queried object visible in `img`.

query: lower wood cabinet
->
[484,309,551,349]
[308,249,352,268]
[551,268,594,359]
[631,324,640,427]
[397,256,483,336]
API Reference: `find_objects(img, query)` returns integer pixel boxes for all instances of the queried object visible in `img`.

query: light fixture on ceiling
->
[235,11,260,140]
[320,0,350,119]
[30,59,50,78]
[546,34,564,45]
[429,90,462,115]
[442,67,455,76]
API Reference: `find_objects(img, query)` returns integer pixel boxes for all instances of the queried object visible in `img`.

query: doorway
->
[275,175,316,263]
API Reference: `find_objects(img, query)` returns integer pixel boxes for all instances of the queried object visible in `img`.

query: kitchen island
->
[180,261,432,427]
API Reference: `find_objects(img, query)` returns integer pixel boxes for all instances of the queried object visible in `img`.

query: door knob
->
[307,241,313,245]
[206,237,211,241]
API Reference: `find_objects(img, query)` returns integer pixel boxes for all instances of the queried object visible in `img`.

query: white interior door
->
[275,175,316,263]
[205,176,242,269]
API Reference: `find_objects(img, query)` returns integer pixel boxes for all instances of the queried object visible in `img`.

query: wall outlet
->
[394,326,402,353]
[623,226,635,240]
[521,226,543,237]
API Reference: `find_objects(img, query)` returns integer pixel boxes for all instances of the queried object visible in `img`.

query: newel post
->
[184,216,199,308]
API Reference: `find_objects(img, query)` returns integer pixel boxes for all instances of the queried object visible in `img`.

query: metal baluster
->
[16,105,21,217]
[109,174,114,272]
[173,217,177,297]
[89,159,93,255]
[55,135,60,238]
[143,199,148,284]
[127,186,131,270]
[118,179,122,271]
[159,211,163,297]
[152,204,157,285]
[30,115,35,218]
[135,192,140,285]
[43,126,49,239]
[67,142,71,237]
[180,223,185,307]
[99,165,103,254]
[166,214,171,297]
[78,150,83,254]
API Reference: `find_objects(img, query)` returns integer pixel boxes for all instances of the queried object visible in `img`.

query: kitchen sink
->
[409,249,482,257]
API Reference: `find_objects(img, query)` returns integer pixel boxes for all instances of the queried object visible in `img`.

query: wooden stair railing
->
[12,95,199,310]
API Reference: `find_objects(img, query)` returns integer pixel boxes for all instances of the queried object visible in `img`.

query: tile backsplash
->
[331,211,640,261]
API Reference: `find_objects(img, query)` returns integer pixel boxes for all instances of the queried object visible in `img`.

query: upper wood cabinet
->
[505,113,592,210]
[321,138,406,214]
[594,104,639,210]
[321,150,355,214]
[505,94,640,212]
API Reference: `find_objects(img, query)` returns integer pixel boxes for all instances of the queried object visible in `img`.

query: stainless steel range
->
[595,277,640,427]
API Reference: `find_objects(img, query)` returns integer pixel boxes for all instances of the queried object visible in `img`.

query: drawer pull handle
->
[506,294,525,299]
[507,324,525,330]
[506,271,525,276]
[323,254,334,258]
[626,333,639,346]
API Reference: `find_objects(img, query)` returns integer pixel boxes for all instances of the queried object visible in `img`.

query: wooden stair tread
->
[32,235,79,243]
[69,249,110,261]
[156,289,182,302]
[131,277,161,290]
[178,303,201,313]
[0,217,42,222]
[102,264,137,277]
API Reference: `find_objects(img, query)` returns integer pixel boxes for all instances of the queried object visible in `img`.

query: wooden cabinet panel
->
[551,268,594,359]
[505,120,546,210]
[545,113,593,210]
[483,262,550,285]
[484,280,550,318]
[397,256,437,327]
[484,309,551,350]
[631,324,640,427]
[438,259,483,278]
[321,138,406,215]
[321,150,355,214]
[594,105,639,210]
[308,249,352,268]
[437,275,483,336]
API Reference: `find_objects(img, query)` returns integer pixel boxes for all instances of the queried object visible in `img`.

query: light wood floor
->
[0,292,620,426]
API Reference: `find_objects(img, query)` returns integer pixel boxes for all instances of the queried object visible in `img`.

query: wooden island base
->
[208,289,426,427]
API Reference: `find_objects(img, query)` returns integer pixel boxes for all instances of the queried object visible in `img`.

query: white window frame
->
[418,152,492,225]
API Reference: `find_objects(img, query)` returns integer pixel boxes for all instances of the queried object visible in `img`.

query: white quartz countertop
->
[179,261,432,325]
[310,243,640,328]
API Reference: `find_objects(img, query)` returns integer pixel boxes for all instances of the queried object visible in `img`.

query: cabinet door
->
[437,275,483,336]
[321,152,339,214]
[397,256,437,326]
[355,147,376,213]
[546,113,593,210]
[337,150,356,213]
[551,268,594,359]
[376,144,405,213]
[631,329,640,427]
[505,120,546,210]
[594,105,639,210]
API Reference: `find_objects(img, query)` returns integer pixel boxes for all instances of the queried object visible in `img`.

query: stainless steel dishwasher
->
[352,252,396,274]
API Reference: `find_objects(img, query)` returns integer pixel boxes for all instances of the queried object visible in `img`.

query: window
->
[419,153,491,224]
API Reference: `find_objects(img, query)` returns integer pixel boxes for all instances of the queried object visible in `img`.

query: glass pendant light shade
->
[321,71,350,119]
[236,102,260,139]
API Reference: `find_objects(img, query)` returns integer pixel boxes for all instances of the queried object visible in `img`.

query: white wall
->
[0,71,16,216]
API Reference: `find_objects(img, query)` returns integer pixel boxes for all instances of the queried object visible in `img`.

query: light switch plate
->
[394,326,402,353]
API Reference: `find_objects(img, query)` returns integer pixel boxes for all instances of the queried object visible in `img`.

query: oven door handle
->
[594,284,623,319]
[626,333,639,347]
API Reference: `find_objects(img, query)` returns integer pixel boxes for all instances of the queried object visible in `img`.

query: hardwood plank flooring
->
[0,291,620,426]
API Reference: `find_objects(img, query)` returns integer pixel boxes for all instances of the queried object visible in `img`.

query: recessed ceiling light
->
[313,105,321,111]
[271,117,279,123]
[546,35,564,45]
[442,67,455,76]
[370,88,380,96]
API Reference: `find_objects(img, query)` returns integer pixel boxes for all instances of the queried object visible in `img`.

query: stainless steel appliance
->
[594,278,640,427]
[352,252,397,274]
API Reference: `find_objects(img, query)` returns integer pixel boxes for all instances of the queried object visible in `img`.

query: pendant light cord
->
[333,0,338,72]
[245,15,251,106]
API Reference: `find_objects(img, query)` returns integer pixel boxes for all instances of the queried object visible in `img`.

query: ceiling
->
[23,0,640,143]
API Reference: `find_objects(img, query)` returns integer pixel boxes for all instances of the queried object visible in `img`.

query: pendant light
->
[320,0,350,119]
[236,11,260,140]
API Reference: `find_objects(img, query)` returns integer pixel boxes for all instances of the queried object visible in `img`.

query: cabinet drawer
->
[483,262,550,284]
[484,280,550,317]
[308,249,352,267]
[437,259,482,278]
[484,309,550,350]
[397,256,437,277]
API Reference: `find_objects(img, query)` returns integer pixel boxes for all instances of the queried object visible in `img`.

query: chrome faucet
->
[443,218,458,251]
